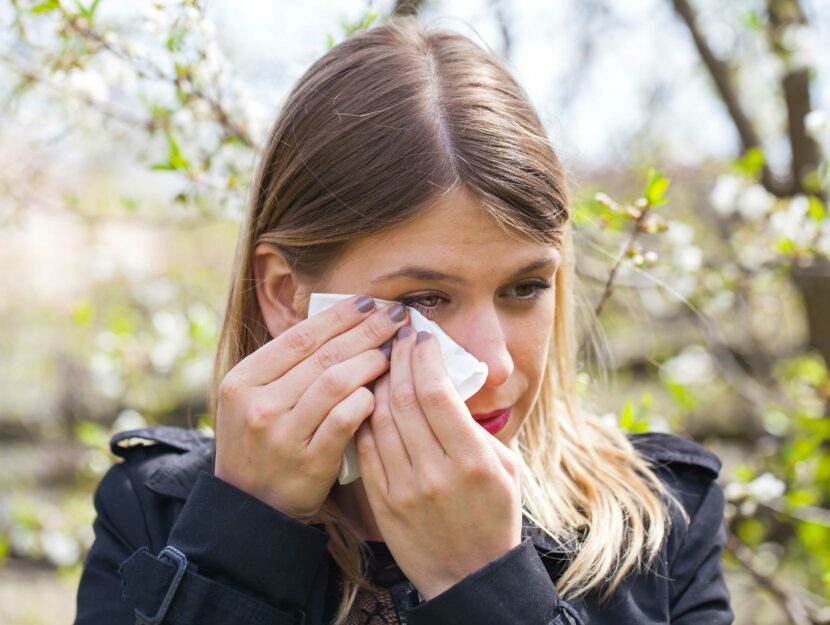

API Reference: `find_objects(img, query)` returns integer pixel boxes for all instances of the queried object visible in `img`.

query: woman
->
[74,15,734,625]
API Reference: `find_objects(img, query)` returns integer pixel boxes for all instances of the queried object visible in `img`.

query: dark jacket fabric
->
[73,426,734,625]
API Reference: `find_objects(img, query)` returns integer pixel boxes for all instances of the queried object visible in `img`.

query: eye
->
[398,294,445,319]
[397,280,552,319]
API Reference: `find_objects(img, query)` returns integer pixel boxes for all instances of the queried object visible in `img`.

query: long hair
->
[209,15,686,623]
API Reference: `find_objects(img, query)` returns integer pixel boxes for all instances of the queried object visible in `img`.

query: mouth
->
[471,407,511,434]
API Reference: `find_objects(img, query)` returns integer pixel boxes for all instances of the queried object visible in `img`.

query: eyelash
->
[397,280,552,319]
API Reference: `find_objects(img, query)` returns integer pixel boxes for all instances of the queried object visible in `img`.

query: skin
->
[253,185,560,599]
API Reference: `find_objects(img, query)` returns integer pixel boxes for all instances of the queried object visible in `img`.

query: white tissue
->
[306,292,489,485]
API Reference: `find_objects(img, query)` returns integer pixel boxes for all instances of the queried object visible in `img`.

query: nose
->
[451,305,514,388]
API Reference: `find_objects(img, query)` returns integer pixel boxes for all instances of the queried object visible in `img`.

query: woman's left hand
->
[354,327,523,601]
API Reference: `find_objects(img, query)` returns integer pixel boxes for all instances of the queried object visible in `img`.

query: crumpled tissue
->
[307,292,488,485]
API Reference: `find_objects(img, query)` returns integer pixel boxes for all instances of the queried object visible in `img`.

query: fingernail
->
[396,326,413,341]
[355,295,375,313]
[416,331,431,344]
[387,303,406,322]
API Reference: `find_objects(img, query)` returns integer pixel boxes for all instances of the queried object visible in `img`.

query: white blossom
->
[805,110,827,137]
[660,345,714,385]
[749,472,786,503]
[724,472,786,504]
[782,24,817,70]
[41,530,81,567]
[665,221,695,246]
[112,408,147,433]
[151,310,191,372]
[737,183,776,220]
[709,174,744,216]
[769,195,809,242]
[183,356,213,389]
[673,245,703,273]
[66,68,110,105]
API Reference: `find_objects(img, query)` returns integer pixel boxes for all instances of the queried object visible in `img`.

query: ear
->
[253,242,302,339]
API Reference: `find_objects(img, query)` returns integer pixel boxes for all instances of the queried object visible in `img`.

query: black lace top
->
[343,540,409,625]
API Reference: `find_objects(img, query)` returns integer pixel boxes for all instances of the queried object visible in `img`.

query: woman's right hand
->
[214,294,410,523]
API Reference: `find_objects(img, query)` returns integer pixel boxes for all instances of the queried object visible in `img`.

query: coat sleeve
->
[667,476,735,624]
[403,537,585,625]
[74,462,330,625]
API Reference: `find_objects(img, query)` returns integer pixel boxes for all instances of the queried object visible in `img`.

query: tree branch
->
[671,0,794,197]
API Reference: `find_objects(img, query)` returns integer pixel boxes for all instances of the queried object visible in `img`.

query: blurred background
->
[0,0,828,623]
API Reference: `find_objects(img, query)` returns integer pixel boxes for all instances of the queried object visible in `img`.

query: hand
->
[354,327,523,601]
[214,295,409,522]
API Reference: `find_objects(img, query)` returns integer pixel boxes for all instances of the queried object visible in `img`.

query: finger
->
[369,370,413,486]
[355,415,390,501]
[307,384,375,462]
[410,331,484,459]
[236,294,377,387]
[480,430,519,481]
[286,347,391,441]
[268,301,408,406]
[388,326,443,470]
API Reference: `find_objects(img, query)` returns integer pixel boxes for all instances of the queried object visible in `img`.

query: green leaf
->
[785,488,820,507]
[807,195,826,221]
[731,147,766,178]
[645,167,670,206]
[70,299,94,327]
[737,517,765,545]
[665,380,699,411]
[74,420,108,450]
[617,397,650,433]
[30,0,60,13]
[74,0,100,18]
[733,463,756,482]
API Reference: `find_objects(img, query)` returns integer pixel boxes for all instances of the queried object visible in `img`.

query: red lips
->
[472,407,510,421]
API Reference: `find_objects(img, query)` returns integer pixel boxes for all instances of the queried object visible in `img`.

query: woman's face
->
[305,187,560,445]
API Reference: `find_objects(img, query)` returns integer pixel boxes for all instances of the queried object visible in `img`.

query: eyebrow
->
[370,254,560,286]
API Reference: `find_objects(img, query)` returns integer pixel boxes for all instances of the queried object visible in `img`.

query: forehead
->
[330,188,557,282]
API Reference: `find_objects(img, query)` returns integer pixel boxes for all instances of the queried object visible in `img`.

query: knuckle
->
[501,452,519,478]
[219,374,243,401]
[285,325,317,356]
[327,404,356,435]
[244,400,271,430]
[421,384,454,410]
[390,383,419,410]
[458,454,492,480]
[320,368,349,397]
[362,316,390,343]
[371,409,395,435]
[314,345,347,371]
[418,472,444,500]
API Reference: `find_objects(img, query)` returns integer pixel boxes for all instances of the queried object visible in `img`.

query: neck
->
[331,478,385,542]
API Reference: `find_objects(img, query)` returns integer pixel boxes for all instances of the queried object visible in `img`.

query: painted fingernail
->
[355,295,375,313]
[416,331,431,344]
[387,303,406,322]
[396,326,413,341]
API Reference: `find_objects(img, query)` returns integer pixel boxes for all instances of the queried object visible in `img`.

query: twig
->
[725,532,828,625]
[592,204,651,319]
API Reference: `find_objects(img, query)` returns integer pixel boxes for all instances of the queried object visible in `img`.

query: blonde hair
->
[209,15,687,622]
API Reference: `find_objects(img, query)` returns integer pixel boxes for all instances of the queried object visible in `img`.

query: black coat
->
[73,426,734,625]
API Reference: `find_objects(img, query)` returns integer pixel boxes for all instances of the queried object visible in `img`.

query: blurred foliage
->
[0,0,829,624]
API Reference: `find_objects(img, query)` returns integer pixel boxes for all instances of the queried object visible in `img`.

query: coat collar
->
[139,434,578,559]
